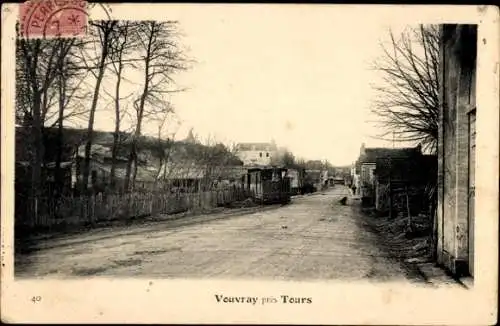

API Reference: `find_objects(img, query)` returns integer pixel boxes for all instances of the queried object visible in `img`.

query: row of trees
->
[16,20,190,200]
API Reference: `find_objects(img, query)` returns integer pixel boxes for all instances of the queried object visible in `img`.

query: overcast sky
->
[86,5,415,166]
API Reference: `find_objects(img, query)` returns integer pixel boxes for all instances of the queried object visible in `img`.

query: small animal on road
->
[339,196,348,205]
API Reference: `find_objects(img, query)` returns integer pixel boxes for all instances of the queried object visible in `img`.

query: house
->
[354,143,422,203]
[73,142,138,192]
[157,160,248,192]
[157,161,207,192]
[235,142,278,166]
[436,24,477,278]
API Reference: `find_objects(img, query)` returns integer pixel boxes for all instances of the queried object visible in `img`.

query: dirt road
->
[15,187,456,284]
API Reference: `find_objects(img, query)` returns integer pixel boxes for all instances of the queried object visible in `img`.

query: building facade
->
[436,24,477,278]
[235,142,278,166]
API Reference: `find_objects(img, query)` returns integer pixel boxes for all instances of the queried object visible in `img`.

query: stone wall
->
[437,24,477,277]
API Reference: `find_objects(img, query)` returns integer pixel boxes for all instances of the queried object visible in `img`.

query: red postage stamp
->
[19,0,88,39]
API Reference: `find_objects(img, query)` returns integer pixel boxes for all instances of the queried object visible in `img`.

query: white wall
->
[237,147,276,166]
[361,163,376,185]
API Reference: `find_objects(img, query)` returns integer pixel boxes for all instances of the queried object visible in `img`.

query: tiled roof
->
[93,161,159,182]
[237,142,277,151]
[362,147,420,163]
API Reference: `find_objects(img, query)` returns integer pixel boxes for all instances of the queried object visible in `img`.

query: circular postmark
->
[20,0,88,39]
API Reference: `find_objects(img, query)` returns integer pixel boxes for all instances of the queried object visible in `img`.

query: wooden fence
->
[16,186,250,230]
[374,182,431,216]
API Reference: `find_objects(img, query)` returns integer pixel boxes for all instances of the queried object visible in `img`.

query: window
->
[266,152,269,157]
[259,152,262,158]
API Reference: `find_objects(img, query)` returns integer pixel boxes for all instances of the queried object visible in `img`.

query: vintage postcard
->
[1,3,498,324]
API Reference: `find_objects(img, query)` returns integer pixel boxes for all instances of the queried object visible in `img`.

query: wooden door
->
[468,109,476,277]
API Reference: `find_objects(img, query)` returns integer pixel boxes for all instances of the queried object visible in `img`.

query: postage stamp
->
[19,0,88,39]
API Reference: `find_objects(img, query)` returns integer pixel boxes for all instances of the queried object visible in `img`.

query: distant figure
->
[339,196,348,205]
[352,185,357,195]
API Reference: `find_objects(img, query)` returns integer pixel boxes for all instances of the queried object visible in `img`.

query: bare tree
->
[17,39,51,202]
[195,135,242,191]
[124,21,188,191]
[371,25,440,153]
[53,38,90,196]
[16,36,79,204]
[152,111,178,184]
[80,20,118,193]
[371,25,441,255]
[108,21,139,189]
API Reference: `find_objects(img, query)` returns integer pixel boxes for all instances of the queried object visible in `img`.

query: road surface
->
[15,186,454,283]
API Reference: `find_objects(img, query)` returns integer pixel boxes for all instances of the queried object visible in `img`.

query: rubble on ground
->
[363,210,433,261]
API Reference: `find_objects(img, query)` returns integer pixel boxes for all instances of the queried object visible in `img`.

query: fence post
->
[150,193,154,216]
[405,185,412,230]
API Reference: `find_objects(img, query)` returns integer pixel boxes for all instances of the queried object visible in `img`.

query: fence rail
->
[16,186,251,230]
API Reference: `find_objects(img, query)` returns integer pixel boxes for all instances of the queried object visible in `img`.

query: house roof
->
[156,162,206,180]
[355,145,422,171]
[236,142,277,151]
[163,167,206,179]
[93,161,159,182]
[363,147,421,162]
[248,166,287,172]
[216,166,248,179]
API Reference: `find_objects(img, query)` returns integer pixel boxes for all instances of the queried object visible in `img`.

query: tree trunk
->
[54,72,65,198]
[132,156,138,190]
[81,48,108,194]
[110,63,123,190]
[54,42,67,198]
[124,115,142,192]
[30,91,44,221]
[110,128,119,190]
[125,24,153,191]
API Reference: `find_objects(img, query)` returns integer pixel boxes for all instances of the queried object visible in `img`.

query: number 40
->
[31,296,42,303]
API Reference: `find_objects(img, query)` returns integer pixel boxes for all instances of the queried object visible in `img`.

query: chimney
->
[360,143,366,156]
